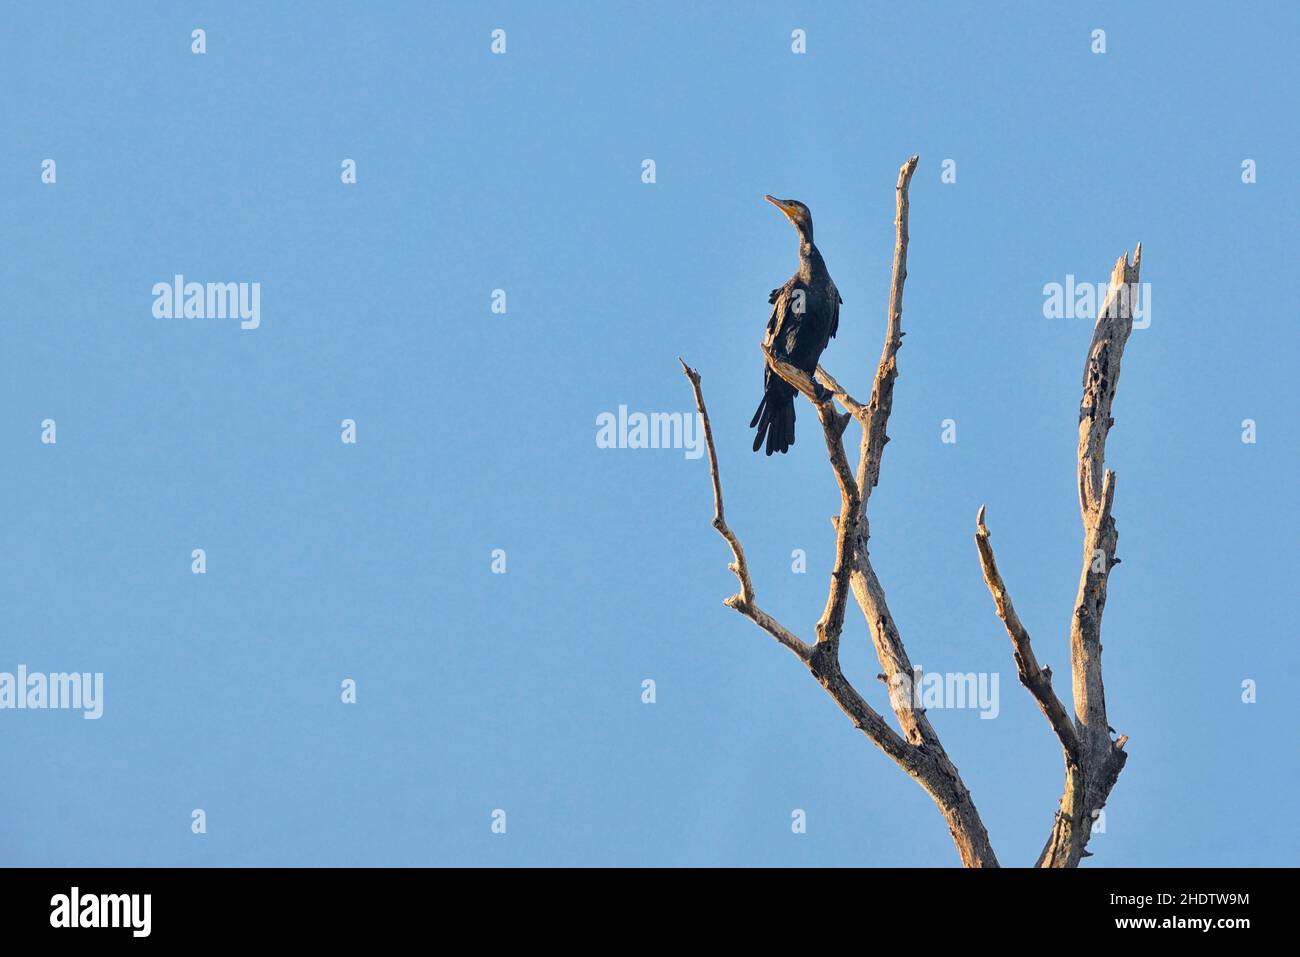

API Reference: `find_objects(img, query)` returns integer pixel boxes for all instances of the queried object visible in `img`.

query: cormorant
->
[749,195,842,455]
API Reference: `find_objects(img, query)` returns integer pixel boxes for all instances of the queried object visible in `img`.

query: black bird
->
[750,195,842,455]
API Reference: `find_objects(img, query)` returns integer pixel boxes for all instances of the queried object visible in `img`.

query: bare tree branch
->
[1034,246,1140,867]
[843,157,937,751]
[1073,246,1142,746]
[679,359,911,765]
[810,396,860,657]
[816,158,997,866]
[754,351,860,659]
[858,155,918,502]
[815,364,869,422]
[679,358,812,661]
[974,505,1080,765]
[845,156,922,736]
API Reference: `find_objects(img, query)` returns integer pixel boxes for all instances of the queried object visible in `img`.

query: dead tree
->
[680,155,1138,867]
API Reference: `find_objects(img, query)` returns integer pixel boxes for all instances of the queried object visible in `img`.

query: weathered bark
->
[682,157,1140,867]
[1035,248,1140,866]
[974,247,1140,867]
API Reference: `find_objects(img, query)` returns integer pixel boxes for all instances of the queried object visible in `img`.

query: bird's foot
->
[813,381,833,404]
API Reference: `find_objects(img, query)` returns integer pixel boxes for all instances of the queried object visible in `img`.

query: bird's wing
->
[764,299,780,337]
[763,279,802,354]
[828,286,842,341]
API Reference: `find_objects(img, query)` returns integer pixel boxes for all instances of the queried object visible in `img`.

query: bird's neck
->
[798,238,821,275]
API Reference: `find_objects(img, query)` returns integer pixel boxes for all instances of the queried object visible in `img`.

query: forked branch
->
[974,247,1141,867]
[679,358,908,760]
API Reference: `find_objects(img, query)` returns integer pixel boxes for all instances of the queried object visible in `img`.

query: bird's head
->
[765,195,813,242]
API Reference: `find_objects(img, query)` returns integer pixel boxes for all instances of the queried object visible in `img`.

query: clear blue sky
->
[1,2,1295,867]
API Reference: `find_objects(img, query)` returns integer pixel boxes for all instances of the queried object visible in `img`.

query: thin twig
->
[858,155,918,502]
[679,358,811,660]
[815,364,869,421]
[974,505,1080,765]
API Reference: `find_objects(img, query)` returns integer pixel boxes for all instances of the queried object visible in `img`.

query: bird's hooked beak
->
[765,194,798,224]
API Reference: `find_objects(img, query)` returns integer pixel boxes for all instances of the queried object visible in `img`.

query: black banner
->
[0,867,1276,942]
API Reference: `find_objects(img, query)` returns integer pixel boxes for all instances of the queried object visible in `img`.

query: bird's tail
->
[749,382,796,455]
